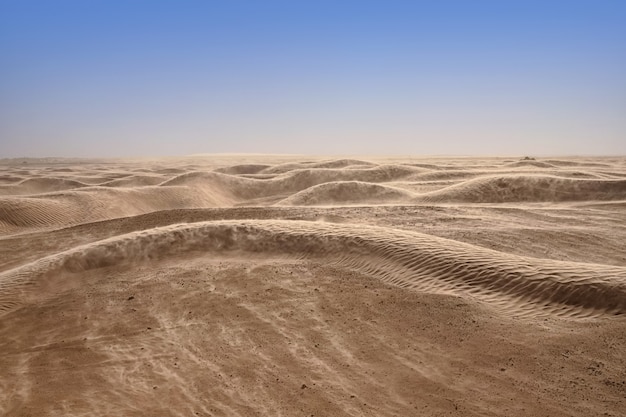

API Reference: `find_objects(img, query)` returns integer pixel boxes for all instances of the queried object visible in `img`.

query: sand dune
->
[504,160,556,168]
[278,181,415,205]
[0,175,24,185]
[100,175,166,187]
[1,155,625,416]
[305,158,375,169]
[0,186,231,231]
[418,175,626,203]
[4,168,624,233]
[2,219,624,319]
[544,159,612,168]
[163,165,417,199]
[214,164,271,175]
[0,177,88,195]
[259,158,375,174]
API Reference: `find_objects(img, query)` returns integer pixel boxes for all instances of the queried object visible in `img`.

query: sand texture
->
[1,155,625,416]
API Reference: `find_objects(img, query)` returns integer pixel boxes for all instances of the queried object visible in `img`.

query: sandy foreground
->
[0,155,625,416]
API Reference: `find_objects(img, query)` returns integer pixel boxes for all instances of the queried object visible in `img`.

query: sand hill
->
[0,155,625,416]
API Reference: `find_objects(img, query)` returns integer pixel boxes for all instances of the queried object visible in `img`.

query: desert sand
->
[0,155,625,416]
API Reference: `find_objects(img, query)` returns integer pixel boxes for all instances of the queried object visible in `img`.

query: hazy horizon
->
[1,1,625,158]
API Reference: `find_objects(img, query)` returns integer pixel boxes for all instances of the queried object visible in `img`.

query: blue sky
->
[1,0,625,157]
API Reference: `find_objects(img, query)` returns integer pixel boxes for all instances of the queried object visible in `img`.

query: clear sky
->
[1,0,625,157]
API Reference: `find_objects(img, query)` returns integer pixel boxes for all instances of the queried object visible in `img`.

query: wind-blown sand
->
[0,155,625,416]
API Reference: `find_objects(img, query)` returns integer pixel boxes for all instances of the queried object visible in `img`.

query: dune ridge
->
[2,160,626,233]
[2,220,624,318]
[0,186,233,231]
[214,164,271,175]
[257,158,375,174]
[0,177,89,195]
[100,175,166,187]
[277,181,415,205]
[417,175,626,203]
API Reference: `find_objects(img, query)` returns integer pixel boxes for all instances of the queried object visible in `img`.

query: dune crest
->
[277,181,415,205]
[418,175,626,203]
[2,220,624,318]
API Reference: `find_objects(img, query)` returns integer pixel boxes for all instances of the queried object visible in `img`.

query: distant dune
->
[417,175,626,203]
[0,177,89,195]
[278,181,415,205]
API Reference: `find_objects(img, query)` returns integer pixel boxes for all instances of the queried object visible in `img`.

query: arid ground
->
[1,155,625,416]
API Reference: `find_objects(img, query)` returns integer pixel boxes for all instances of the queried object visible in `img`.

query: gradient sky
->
[1,0,625,157]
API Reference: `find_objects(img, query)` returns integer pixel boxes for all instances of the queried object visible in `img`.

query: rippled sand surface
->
[1,155,625,416]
